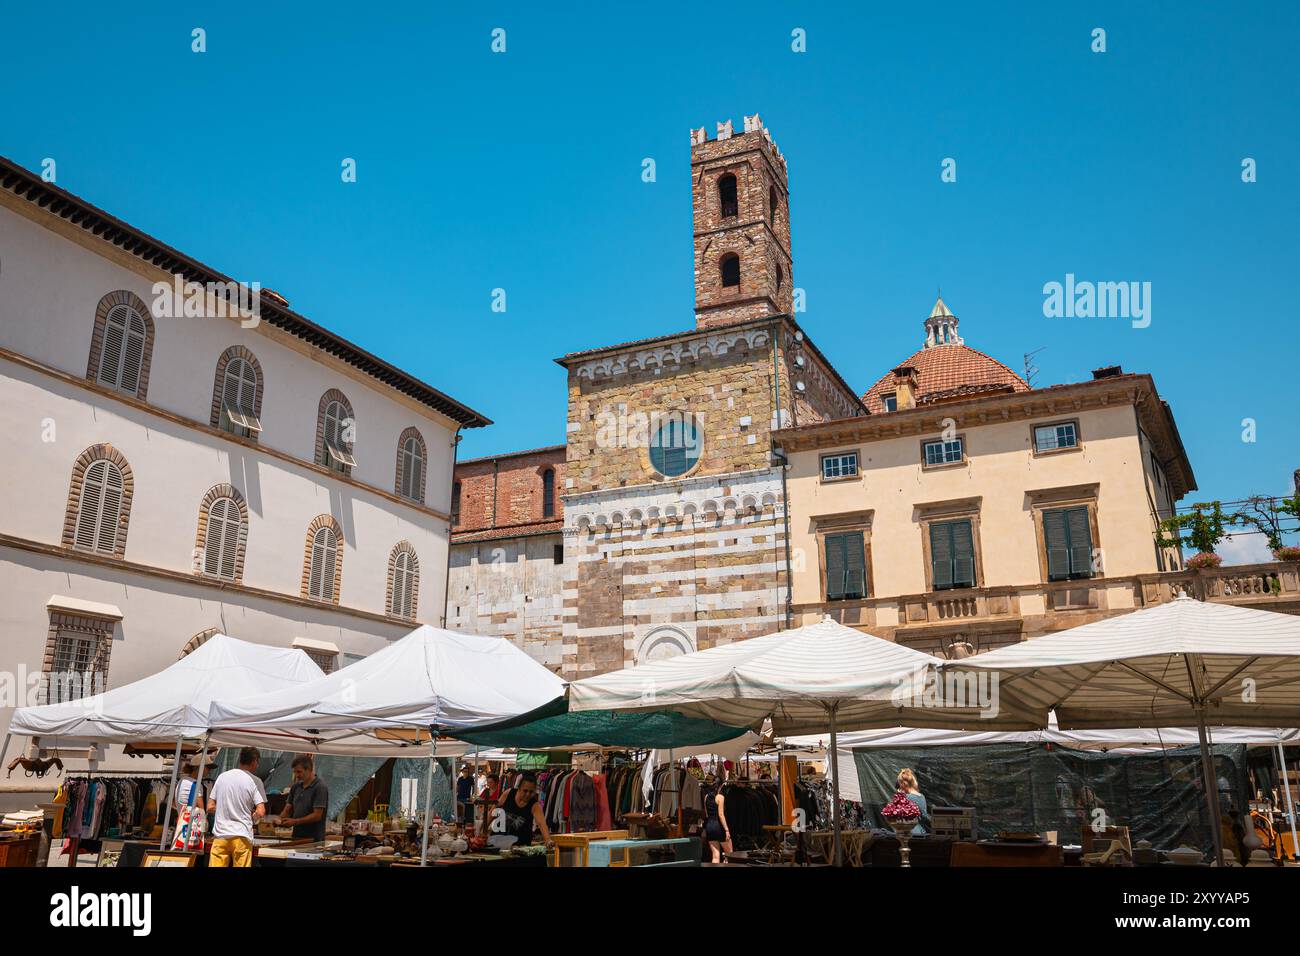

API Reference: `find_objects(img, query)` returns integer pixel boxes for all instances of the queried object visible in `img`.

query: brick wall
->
[452,446,565,535]
[692,122,793,329]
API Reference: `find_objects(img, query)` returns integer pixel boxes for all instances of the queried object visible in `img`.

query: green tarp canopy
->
[451,697,750,750]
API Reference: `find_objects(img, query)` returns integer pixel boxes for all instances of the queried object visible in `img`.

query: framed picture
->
[97,839,125,868]
[140,850,197,868]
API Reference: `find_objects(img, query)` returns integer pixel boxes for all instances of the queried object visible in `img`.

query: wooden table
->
[0,832,40,868]
[950,841,1063,867]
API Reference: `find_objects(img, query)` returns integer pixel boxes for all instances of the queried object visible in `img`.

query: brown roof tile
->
[862,343,1029,413]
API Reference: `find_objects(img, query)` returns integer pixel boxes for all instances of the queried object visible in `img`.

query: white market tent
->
[7,633,323,743]
[569,616,1006,863]
[942,596,1300,731]
[207,625,566,750]
[940,596,1300,863]
[568,616,1014,734]
[3,633,325,851]
[206,625,568,864]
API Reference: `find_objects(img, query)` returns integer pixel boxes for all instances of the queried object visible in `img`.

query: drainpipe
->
[771,319,794,630]
[441,427,462,628]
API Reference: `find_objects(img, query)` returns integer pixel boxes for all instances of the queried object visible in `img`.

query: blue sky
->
[4,2,1297,553]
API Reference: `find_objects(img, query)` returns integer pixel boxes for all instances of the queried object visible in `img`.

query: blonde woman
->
[897,769,929,837]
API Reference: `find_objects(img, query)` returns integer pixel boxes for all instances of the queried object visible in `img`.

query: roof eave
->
[0,155,492,429]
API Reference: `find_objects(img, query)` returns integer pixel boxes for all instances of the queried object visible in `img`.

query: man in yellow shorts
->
[207,747,266,867]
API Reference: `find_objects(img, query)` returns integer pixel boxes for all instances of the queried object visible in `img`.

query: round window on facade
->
[649,415,702,478]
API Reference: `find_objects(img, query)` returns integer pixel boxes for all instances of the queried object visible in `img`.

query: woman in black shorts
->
[702,772,731,863]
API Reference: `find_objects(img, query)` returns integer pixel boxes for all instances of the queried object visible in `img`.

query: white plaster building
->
[0,157,489,792]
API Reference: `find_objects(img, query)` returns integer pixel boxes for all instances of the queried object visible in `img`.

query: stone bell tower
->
[691,114,793,329]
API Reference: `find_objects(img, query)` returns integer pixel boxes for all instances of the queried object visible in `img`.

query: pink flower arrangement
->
[1186,552,1222,570]
[881,790,920,821]
[1274,546,1300,562]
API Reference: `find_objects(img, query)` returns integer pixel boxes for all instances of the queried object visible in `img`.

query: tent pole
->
[157,736,184,850]
[1194,707,1225,866]
[1278,743,1299,862]
[420,749,435,867]
[473,745,480,832]
[828,702,842,867]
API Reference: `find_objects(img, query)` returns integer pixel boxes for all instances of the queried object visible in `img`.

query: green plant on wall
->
[1229,494,1300,553]
[1156,501,1229,554]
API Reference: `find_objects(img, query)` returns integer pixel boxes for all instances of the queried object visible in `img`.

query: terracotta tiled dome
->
[861,298,1029,413]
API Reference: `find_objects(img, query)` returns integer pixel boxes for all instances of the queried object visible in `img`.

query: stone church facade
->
[448,115,864,677]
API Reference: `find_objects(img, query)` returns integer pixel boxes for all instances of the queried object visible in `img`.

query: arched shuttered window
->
[316,391,356,475]
[98,305,148,393]
[220,357,261,437]
[74,459,126,554]
[308,526,338,601]
[303,517,344,604]
[388,544,419,620]
[202,497,243,580]
[396,428,427,503]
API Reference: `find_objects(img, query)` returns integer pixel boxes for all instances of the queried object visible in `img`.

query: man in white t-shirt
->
[207,747,267,867]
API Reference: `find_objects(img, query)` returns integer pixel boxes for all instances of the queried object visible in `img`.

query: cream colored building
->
[778,301,1300,657]
[0,157,488,792]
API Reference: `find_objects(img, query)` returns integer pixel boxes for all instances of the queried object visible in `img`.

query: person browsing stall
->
[456,764,475,827]
[207,747,267,867]
[897,768,929,837]
[494,771,551,847]
[279,754,330,842]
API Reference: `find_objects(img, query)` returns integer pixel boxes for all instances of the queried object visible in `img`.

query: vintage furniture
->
[549,830,629,867]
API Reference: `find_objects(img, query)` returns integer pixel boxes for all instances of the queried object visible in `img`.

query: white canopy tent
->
[2,633,325,851]
[940,596,1300,864]
[207,625,566,750]
[7,633,323,743]
[569,616,1007,863]
[569,616,1012,733]
[207,625,567,863]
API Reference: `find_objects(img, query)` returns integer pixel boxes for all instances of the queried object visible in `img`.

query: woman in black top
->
[495,772,551,847]
[702,773,731,863]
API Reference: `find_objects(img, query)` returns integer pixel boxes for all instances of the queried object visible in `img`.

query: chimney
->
[1091,365,1123,380]
[892,365,919,409]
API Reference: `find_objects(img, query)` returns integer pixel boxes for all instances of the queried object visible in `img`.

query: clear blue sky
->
[5,2,1297,541]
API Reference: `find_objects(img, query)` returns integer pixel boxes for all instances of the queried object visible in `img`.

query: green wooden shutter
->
[825,535,847,600]
[951,520,975,588]
[1066,507,1093,578]
[843,532,866,598]
[930,523,954,590]
[1044,509,1072,581]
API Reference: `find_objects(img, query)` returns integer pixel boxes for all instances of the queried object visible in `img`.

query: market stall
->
[205,625,568,865]
[0,634,325,862]
[567,616,1010,864]
[940,595,1300,865]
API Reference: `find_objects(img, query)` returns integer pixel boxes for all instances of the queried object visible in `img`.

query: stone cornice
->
[775,374,1196,499]
[0,532,424,628]
[563,321,776,384]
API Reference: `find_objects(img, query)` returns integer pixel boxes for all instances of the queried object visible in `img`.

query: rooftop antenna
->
[1024,347,1047,389]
